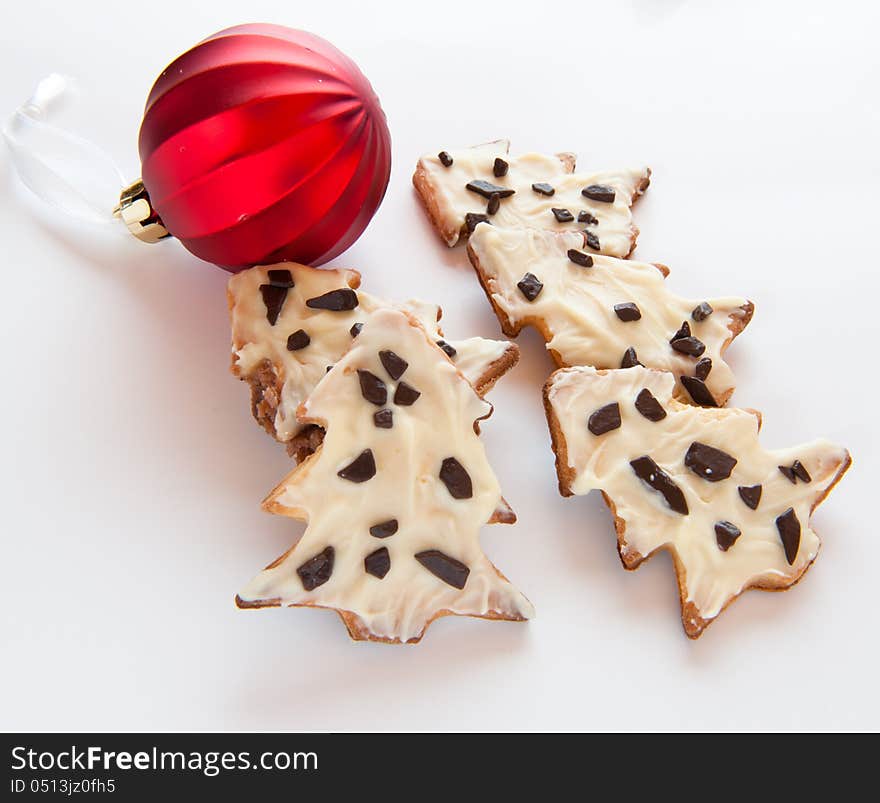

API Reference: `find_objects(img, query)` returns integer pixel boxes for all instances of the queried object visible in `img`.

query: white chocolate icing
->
[229,263,515,443]
[238,309,534,643]
[545,365,850,635]
[469,225,752,406]
[415,139,650,256]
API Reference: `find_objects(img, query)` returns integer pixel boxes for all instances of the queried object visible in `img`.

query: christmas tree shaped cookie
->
[229,263,518,459]
[544,365,850,638]
[468,226,754,406]
[413,139,650,256]
[237,308,534,643]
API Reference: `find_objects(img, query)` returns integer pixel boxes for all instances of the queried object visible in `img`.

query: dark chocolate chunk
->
[437,340,457,358]
[714,521,742,552]
[684,442,737,482]
[695,357,713,380]
[532,182,555,196]
[259,284,287,326]
[415,549,470,589]
[326,365,333,373]
[738,484,762,510]
[267,268,295,288]
[379,350,408,380]
[588,402,621,436]
[393,381,421,406]
[350,322,364,337]
[465,212,491,233]
[486,193,501,215]
[297,546,334,591]
[635,388,667,421]
[369,519,398,539]
[670,321,691,342]
[358,369,387,406]
[438,151,453,167]
[439,457,472,499]
[337,449,376,483]
[582,184,616,203]
[517,272,544,301]
[578,211,599,225]
[585,231,601,251]
[306,288,359,311]
[776,507,801,565]
[364,547,391,579]
[373,409,393,429]
[671,336,706,357]
[692,302,714,322]
[778,464,797,483]
[466,179,514,199]
[680,375,718,407]
[286,329,310,351]
[493,157,509,177]
[792,460,812,483]
[614,302,642,322]
[567,248,593,267]
[552,207,574,223]
[621,347,644,369]
[630,456,689,515]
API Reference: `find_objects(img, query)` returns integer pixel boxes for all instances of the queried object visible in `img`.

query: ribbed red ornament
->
[138,24,391,271]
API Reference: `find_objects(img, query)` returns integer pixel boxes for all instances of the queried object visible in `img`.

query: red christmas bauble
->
[138,24,391,271]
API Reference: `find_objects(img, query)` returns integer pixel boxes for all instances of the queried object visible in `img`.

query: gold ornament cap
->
[113,179,170,243]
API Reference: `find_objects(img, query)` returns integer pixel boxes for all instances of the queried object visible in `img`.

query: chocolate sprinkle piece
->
[358,369,387,406]
[588,402,622,436]
[614,302,642,322]
[466,179,514,199]
[369,519,398,539]
[685,442,737,482]
[585,231,601,251]
[267,269,295,288]
[578,211,599,225]
[373,409,393,429]
[635,388,667,421]
[776,507,801,565]
[621,347,644,369]
[552,207,574,223]
[465,212,491,233]
[297,546,334,591]
[692,302,714,321]
[778,465,797,483]
[567,248,593,267]
[680,375,718,407]
[379,350,408,380]
[326,365,333,373]
[695,357,713,380]
[493,157,509,177]
[337,449,376,483]
[715,521,742,552]
[486,193,501,215]
[286,329,310,351]
[532,182,555,196]
[630,456,689,515]
[670,321,691,342]
[582,184,616,203]
[259,284,288,325]
[517,272,544,301]
[671,336,707,357]
[364,547,391,579]
[437,340,457,358]
[415,549,470,589]
[438,151,453,167]
[792,460,812,483]
[393,381,421,406]
[306,288,359,311]
[738,484,762,510]
[439,457,472,499]
[350,322,364,337]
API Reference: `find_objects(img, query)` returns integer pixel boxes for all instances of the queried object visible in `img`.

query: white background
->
[1,0,877,732]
